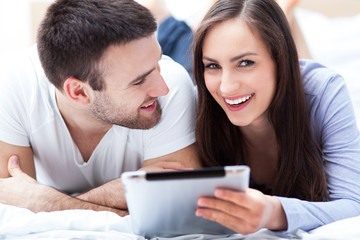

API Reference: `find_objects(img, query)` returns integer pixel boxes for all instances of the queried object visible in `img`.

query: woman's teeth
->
[225,94,253,106]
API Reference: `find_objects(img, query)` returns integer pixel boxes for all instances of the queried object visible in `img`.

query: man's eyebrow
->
[129,68,155,85]
[129,51,163,85]
[202,52,258,62]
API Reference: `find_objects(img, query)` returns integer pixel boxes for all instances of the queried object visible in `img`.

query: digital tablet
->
[121,165,250,238]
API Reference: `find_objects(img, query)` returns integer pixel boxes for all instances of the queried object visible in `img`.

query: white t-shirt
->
[0,46,196,194]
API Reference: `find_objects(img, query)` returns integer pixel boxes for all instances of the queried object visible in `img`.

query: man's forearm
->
[76,158,195,209]
[76,178,128,210]
[0,155,128,215]
[76,147,202,210]
[33,184,128,216]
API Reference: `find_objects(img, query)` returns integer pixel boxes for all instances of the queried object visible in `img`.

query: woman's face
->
[202,18,276,128]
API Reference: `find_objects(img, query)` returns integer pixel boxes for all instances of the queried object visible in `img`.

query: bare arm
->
[77,143,202,209]
[141,142,202,169]
[0,141,35,178]
[0,141,127,216]
[196,188,287,234]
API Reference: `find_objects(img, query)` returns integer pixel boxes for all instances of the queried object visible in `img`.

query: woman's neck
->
[239,117,279,186]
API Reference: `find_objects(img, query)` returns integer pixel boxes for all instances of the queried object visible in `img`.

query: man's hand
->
[77,143,201,209]
[0,155,40,210]
[76,160,188,209]
[138,160,190,173]
[0,155,128,216]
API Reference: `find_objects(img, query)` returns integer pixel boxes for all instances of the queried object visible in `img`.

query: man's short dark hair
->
[37,0,157,90]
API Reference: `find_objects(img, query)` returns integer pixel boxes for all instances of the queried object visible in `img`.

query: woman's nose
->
[220,71,240,95]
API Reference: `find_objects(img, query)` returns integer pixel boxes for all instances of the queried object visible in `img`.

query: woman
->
[193,0,360,234]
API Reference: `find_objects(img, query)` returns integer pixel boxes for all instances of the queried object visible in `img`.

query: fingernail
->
[195,209,203,217]
[215,189,224,197]
[197,198,206,206]
[10,156,19,165]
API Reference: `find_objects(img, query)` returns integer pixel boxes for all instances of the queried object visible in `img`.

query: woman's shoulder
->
[299,59,344,97]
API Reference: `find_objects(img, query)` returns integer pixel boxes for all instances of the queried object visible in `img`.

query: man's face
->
[89,35,169,129]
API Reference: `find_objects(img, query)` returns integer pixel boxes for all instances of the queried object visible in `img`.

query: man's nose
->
[149,68,169,97]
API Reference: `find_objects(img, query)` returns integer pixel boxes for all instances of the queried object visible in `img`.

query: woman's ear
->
[63,77,92,105]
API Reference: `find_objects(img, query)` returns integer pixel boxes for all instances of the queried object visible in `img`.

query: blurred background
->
[0,0,359,125]
[1,0,359,57]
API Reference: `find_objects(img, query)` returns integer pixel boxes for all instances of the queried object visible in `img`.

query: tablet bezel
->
[121,165,250,238]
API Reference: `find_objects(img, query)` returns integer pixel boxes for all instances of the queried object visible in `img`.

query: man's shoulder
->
[159,55,194,90]
[0,45,55,120]
[1,45,47,88]
[159,56,190,80]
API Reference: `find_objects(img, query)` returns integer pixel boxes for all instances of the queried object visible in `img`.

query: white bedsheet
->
[0,203,302,239]
[295,8,360,129]
[0,203,140,239]
[301,215,360,240]
[2,202,360,239]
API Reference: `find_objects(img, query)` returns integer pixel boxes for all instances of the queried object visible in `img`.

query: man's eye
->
[133,78,146,86]
[239,60,254,67]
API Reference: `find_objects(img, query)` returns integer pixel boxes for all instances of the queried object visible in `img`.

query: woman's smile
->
[224,93,254,106]
[223,93,254,111]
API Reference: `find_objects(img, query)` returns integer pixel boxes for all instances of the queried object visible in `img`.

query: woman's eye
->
[204,63,220,69]
[239,60,254,67]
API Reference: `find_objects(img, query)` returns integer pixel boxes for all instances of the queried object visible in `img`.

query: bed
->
[1,4,360,240]
[1,202,360,239]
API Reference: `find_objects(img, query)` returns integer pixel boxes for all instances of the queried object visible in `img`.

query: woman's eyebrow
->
[202,56,218,62]
[230,52,257,62]
[203,52,258,63]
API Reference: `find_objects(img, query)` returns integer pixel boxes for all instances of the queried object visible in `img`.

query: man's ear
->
[63,77,92,105]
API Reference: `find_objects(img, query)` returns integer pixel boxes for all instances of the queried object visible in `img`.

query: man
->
[0,0,199,216]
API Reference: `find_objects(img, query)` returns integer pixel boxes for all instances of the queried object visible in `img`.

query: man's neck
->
[55,89,111,162]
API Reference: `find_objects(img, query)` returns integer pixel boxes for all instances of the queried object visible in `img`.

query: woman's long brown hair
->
[193,0,327,201]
